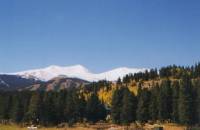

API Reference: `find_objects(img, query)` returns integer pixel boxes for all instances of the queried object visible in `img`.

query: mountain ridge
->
[11,65,147,82]
[0,74,42,90]
[24,77,89,91]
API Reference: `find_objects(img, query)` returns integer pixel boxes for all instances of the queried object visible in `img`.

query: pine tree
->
[123,75,130,85]
[76,93,86,121]
[21,91,32,122]
[193,79,200,125]
[178,75,193,125]
[86,93,107,123]
[149,84,159,121]
[12,95,24,123]
[0,93,4,120]
[42,92,56,125]
[117,78,122,85]
[64,89,79,124]
[158,79,172,121]
[3,94,13,120]
[111,87,123,124]
[120,87,137,124]
[171,81,180,123]
[55,90,67,123]
[197,83,200,125]
[136,88,150,123]
[25,92,43,125]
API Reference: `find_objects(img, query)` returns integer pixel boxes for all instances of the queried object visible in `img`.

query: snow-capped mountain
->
[13,65,147,82]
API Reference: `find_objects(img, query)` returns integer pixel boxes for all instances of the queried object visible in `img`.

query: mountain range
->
[0,65,146,91]
[12,65,147,82]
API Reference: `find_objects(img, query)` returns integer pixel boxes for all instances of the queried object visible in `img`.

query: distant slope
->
[25,77,89,91]
[0,74,42,91]
[13,65,147,81]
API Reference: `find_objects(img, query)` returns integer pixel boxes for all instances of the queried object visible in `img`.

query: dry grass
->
[163,123,186,130]
[0,125,95,130]
[144,123,186,130]
[40,127,94,130]
[0,124,26,130]
[0,123,187,130]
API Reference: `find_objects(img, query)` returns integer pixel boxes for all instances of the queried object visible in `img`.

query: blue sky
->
[0,0,200,73]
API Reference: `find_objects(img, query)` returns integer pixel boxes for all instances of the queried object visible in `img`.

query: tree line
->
[112,76,200,126]
[0,76,199,126]
[0,63,200,126]
[0,89,107,126]
[122,62,200,83]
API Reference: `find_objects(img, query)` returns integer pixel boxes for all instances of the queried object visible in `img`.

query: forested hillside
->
[0,63,200,127]
[0,75,41,91]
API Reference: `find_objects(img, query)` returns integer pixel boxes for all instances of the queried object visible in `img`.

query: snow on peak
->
[13,65,147,82]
